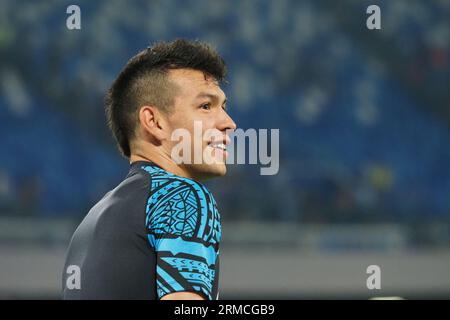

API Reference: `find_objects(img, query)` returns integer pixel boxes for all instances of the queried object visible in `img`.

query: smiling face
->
[163,68,236,180]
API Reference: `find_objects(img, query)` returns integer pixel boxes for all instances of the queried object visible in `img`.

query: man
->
[62,39,236,300]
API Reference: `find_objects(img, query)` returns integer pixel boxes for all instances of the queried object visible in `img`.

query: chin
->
[191,163,227,181]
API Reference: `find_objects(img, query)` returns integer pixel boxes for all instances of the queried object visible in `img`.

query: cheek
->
[169,109,217,144]
[167,110,194,132]
[200,114,217,131]
[203,118,220,140]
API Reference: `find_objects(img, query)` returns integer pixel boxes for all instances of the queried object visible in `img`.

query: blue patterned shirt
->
[62,161,221,300]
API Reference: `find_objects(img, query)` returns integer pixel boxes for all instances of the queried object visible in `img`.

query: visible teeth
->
[210,143,226,150]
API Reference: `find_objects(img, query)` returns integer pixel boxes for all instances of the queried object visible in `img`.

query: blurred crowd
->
[0,0,449,224]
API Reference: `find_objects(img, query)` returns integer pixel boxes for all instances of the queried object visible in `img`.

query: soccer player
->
[62,39,236,300]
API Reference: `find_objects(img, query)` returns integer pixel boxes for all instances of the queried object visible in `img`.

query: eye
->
[200,103,211,110]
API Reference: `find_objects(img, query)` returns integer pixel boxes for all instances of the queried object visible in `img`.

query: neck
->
[129,149,194,180]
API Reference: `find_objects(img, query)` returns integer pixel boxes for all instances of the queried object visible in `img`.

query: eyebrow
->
[195,92,227,106]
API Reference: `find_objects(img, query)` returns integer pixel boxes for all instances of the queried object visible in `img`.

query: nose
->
[218,109,237,132]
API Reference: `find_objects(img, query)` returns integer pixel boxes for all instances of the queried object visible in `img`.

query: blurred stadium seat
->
[1,0,449,224]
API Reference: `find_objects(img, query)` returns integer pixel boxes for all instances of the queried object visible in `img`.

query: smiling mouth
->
[208,141,227,151]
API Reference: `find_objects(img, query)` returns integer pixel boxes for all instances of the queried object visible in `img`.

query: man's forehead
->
[168,68,222,92]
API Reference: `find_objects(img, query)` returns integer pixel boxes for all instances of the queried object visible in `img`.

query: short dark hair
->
[105,39,227,158]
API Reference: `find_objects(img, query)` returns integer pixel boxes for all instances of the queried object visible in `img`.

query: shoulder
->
[139,164,221,245]
[140,164,215,207]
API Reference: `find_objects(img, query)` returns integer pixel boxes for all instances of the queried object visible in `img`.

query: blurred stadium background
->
[0,0,449,299]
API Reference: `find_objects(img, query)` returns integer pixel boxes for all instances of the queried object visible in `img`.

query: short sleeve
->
[145,177,221,300]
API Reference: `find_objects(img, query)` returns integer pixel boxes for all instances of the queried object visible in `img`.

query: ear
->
[138,105,168,144]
